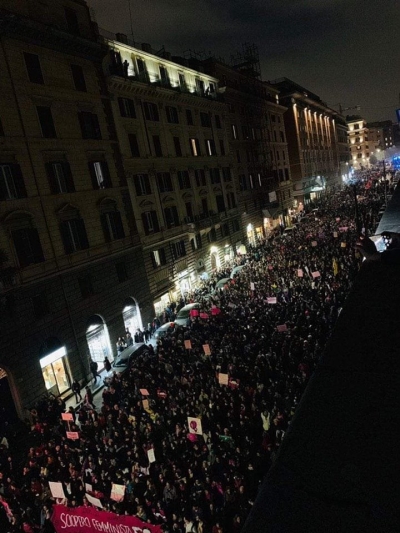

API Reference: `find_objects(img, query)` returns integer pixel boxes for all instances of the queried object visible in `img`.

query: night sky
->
[87,0,400,123]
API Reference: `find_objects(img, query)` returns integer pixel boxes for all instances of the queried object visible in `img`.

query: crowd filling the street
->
[0,173,394,532]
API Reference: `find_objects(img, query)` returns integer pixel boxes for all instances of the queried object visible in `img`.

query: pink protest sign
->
[297,269,303,277]
[66,432,80,440]
[312,271,321,279]
[311,241,317,247]
[276,324,288,332]
[184,340,192,349]
[62,413,74,421]
[203,344,211,356]
[267,297,277,304]
[140,389,149,396]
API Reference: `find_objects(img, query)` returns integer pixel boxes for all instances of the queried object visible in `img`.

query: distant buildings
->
[346,116,370,170]
[270,78,344,209]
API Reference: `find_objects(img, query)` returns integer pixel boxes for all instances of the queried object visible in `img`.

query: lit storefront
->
[210,246,220,270]
[177,269,191,296]
[154,292,172,318]
[40,346,71,397]
[86,315,112,367]
[122,298,143,334]
[224,244,234,264]
[262,206,283,232]
[246,224,256,246]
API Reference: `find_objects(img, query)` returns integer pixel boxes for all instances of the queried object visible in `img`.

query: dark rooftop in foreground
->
[242,186,400,533]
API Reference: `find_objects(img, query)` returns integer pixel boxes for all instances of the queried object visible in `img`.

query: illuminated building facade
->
[347,116,370,170]
[101,34,243,313]
[271,78,342,208]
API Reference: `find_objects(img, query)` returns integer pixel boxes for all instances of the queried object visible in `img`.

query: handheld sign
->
[188,417,203,435]
[276,324,288,332]
[140,389,149,396]
[61,413,73,421]
[110,483,125,503]
[218,373,229,385]
[49,481,66,499]
[147,448,156,463]
[267,297,277,304]
[312,271,321,279]
[66,432,80,440]
[203,344,211,356]
[184,340,192,350]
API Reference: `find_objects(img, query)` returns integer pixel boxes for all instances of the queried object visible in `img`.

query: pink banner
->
[52,505,162,533]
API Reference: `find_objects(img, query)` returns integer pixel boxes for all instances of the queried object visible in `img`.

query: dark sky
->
[87,0,400,123]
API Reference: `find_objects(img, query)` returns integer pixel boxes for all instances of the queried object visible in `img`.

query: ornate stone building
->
[100,34,243,313]
[0,0,150,416]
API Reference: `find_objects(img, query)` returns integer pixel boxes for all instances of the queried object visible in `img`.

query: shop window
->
[123,298,143,333]
[86,315,112,367]
[40,345,71,396]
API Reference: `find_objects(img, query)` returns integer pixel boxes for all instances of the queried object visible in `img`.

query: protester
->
[0,180,388,532]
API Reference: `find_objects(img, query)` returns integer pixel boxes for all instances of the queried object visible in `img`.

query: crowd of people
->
[0,177,390,533]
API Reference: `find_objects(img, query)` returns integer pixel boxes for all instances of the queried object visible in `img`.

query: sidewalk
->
[64,367,110,412]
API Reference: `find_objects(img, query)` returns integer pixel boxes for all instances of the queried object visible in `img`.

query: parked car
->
[154,322,176,340]
[283,226,296,235]
[174,303,200,326]
[112,343,149,372]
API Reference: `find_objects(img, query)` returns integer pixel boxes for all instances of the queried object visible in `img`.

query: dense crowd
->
[0,177,390,533]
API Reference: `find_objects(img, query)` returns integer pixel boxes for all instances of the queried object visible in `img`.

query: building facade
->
[200,51,293,240]
[347,115,370,170]
[367,120,394,162]
[271,78,342,209]
[0,0,151,417]
[101,34,243,314]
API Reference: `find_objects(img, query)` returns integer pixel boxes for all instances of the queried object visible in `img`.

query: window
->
[216,194,225,213]
[88,161,112,189]
[60,219,89,254]
[190,138,201,156]
[24,53,44,84]
[64,7,80,35]
[239,174,247,191]
[215,115,221,129]
[173,136,182,157]
[222,167,231,182]
[71,64,86,91]
[221,223,230,237]
[142,211,160,234]
[231,124,237,139]
[78,111,101,139]
[249,174,254,189]
[116,261,129,283]
[200,112,211,128]
[236,150,241,163]
[143,102,159,121]
[0,118,4,136]
[191,233,202,250]
[164,205,180,228]
[101,211,125,242]
[157,172,173,192]
[32,293,49,319]
[195,78,205,96]
[179,73,186,89]
[128,133,140,157]
[232,219,240,232]
[171,240,186,259]
[280,131,285,142]
[159,66,169,85]
[118,97,136,118]
[153,135,163,157]
[207,228,217,243]
[205,139,217,156]
[37,106,56,138]
[12,227,44,268]
[78,274,94,299]
[45,161,75,194]
[134,174,151,196]
[201,197,208,214]
[185,202,193,221]
[227,192,236,209]
[0,164,27,200]
[186,109,194,125]
[178,170,190,189]
[195,169,206,187]
[219,139,226,156]
[210,168,220,184]
[166,106,179,124]
[151,248,167,268]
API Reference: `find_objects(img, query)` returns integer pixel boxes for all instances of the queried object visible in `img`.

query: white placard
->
[147,448,156,463]
[188,417,203,435]
[110,483,125,502]
[49,481,66,500]
[250,282,255,291]
[218,373,229,385]
[85,493,103,508]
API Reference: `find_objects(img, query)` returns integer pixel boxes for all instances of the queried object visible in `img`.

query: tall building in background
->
[367,120,395,163]
[346,115,370,170]
[99,33,243,313]
[271,78,342,209]
[0,0,150,416]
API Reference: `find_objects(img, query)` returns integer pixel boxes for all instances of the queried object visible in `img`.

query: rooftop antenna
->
[127,0,134,41]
